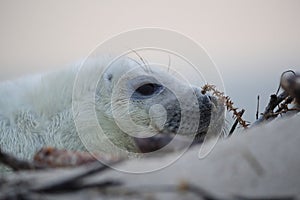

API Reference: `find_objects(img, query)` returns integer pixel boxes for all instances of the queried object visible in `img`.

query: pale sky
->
[0,0,299,122]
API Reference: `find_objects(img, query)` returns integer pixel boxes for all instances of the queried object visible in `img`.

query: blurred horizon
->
[0,0,299,122]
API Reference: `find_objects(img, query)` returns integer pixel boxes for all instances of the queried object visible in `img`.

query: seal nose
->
[192,87,212,137]
[193,87,211,104]
[161,87,214,138]
[193,87,218,108]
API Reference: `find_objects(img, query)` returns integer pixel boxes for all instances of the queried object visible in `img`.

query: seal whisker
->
[167,54,171,73]
[130,48,152,73]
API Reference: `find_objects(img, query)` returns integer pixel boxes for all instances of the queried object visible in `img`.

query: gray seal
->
[0,55,225,160]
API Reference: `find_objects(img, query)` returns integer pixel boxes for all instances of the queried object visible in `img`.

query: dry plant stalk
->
[33,147,120,168]
[265,96,300,119]
[201,84,250,129]
[254,70,299,125]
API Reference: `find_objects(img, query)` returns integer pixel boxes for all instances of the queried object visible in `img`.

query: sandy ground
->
[1,115,299,200]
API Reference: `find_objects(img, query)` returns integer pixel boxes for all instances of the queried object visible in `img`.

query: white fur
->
[0,56,113,159]
[0,55,164,160]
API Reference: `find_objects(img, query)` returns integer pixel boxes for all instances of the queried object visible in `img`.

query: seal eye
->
[135,83,161,96]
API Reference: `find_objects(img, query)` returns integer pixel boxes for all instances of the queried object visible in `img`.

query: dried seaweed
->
[201,84,250,132]
[202,70,300,132]
[253,70,300,126]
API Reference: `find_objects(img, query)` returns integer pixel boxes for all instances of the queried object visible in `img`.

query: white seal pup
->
[0,55,225,160]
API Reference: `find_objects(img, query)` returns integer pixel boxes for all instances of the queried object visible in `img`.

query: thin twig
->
[253,91,289,126]
[229,109,245,137]
[32,160,122,193]
[256,95,260,120]
[0,147,45,171]
[178,181,222,200]
[265,107,300,118]
[276,70,296,95]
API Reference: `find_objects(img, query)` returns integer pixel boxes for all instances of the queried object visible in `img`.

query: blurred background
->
[0,0,299,123]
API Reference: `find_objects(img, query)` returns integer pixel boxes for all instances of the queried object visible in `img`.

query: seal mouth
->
[193,131,207,144]
[133,129,209,153]
[134,132,203,153]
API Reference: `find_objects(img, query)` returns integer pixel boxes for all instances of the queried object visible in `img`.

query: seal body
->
[0,55,224,160]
